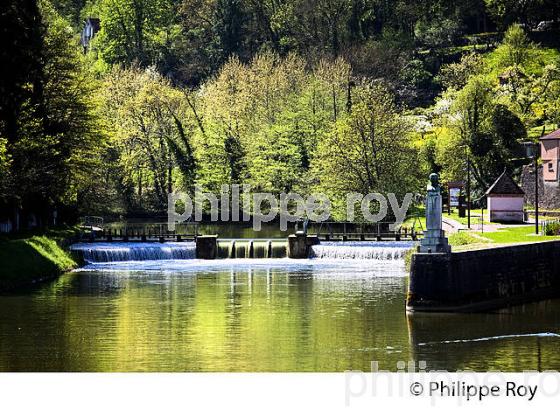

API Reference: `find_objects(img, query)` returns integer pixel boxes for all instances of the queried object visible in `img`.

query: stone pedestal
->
[418,229,451,254]
[418,174,451,254]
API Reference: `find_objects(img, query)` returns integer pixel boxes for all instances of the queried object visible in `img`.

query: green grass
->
[449,226,559,252]
[0,233,78,291]
[449,231,483,246]
[479,226,555,244]
[528,124,558,139]
[403,206,427,231]
[444,208,499,226]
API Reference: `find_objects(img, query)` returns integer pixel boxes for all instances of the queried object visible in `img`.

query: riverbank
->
[0,229,80,291]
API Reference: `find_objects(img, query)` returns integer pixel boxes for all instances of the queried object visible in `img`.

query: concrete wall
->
[407,241,560,312]
[487,196,524,222]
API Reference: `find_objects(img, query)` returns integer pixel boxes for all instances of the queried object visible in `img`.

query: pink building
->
[486,171,525,223]
[541,129,560,182]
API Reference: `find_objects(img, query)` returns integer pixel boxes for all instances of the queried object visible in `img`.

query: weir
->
[70,242,196,263]
[310,242,411,260]
[216,239,288,259]
[71,238,412,263]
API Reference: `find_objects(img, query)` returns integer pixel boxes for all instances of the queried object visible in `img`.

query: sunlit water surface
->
[1,244,559,372]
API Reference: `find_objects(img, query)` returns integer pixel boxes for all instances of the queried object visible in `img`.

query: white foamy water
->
[417,333,560,346]
[310,241,413,260]
[71,242,196,263]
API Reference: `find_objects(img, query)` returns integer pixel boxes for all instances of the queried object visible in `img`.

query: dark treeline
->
[67,0,559,86]
[1,0,559,229]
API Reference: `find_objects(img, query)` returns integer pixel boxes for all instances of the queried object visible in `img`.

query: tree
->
[214,0,245,59]
[0,139,9,201]
[314,82,419,219]
[414,17,462,50]
[50,0,87,28]
[99,66,196,211]
[484,0,545,30]
[0,0,44,147]
[0,0,103,225]
[95,0,179,69]
[438,53,484,90]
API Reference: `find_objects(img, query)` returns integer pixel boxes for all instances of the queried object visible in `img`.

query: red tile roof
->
[540,129,560,140]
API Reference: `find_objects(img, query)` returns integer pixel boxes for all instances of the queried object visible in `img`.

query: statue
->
[427,173,440,193]
[418,173,451,254]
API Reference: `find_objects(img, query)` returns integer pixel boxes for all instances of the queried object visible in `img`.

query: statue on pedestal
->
[418,173,451,254]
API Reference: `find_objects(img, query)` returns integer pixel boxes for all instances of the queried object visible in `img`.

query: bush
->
[448,231,480,246]
[544,221,560,236]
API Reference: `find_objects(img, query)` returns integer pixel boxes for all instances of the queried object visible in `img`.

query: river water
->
[0,242,559,372]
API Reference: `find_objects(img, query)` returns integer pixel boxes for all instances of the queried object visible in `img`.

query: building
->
[521,129,560,210]
[80,17,100,51]
[540,129,560,182]
[486,170,525,223]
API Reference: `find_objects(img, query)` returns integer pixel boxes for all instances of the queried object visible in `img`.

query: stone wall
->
[407,241,560,312]
[521,163,560,209]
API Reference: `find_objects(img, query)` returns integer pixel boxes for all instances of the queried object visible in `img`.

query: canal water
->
[0,242,559,372]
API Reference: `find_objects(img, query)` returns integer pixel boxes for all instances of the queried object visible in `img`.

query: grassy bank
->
[0,230,79,291]
[449,226,560,251]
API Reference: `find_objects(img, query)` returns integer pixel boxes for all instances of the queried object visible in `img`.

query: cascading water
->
[71,239,411,264]
[71,242,196,263]
[216,239,288,259]
[309,241,412,260]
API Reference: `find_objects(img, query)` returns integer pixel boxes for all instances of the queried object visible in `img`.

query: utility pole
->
[535,143,539,235]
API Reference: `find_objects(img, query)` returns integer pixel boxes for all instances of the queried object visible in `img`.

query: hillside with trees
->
[1,0,560,226]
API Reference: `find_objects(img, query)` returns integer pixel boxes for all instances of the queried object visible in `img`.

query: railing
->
[94,222,200,241]
[80,216,104,229]
[296,221,422,241]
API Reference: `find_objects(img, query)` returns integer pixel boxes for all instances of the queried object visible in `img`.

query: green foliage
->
[98,66,196,211]
[0,138,9,199]
[4,0,560,225]
[432,25,560,194]
[437,53,484,90]
[414,17,462,49]
[483,0,553,31]
[50,0,87,28]
[544,221,560,236]
[1,0,103,221]
[448,231,480,246]
[95,0,179,70]
[404,247,417,272]
[313,81,420,219]
[0,235,76,290]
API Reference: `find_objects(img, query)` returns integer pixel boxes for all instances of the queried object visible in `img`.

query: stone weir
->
[196,234,320,259]
[407,241,560,313]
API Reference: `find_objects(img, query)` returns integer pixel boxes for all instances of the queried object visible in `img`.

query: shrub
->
[448,231,480,246]
[544,221,560,236]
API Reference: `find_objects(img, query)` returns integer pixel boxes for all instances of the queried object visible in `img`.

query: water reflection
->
[0,260,559,372]
[407,300,560,371]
